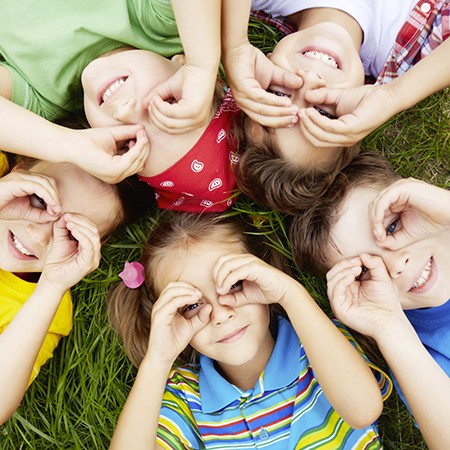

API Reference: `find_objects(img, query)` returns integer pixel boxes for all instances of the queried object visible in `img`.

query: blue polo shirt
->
[157,316,391,449]
[392,298,450,412]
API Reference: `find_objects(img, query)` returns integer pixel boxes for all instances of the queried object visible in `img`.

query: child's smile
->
[329,186,450,309]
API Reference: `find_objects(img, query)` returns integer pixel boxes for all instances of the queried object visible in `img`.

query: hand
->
[299,84,397,147]
[146,63,217,134]
[213,253,298,308]
[40,213,101,292]
[326,254,406,339]
[146,282,212,365]
[0,170,61,221]
[70,126,150,183]
[224,42,303,127]
[370,178,450,249]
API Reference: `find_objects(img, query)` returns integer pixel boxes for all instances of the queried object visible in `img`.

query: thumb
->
[271,65,303,90]
[108,124,146,143]
[189,304,212,334]
[305,87,340,106]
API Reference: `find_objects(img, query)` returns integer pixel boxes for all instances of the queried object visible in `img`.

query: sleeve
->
[28,332,61,386]
[332,319,393,401]
[28,290,73,387]
[0,62,60,120]
[157,387,204,450]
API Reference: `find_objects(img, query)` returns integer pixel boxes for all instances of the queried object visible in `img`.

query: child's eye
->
[30,194,47,210]
[355,265,369,282]
[180,301,204,319]
[386,219,399,236]
[314,106,337,120]
[267,88,291,98]
[230,280,243,292]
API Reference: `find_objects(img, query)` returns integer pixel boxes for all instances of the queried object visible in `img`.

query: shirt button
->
[421,2,431,13]
[259,428,269,441]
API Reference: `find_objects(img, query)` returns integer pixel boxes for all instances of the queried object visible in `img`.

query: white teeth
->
[101,78,126,103]
[412,258,432,289]
[12,234,34,256]
[303,50,338,68]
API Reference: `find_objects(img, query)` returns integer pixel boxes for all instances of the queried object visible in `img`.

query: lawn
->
[1,16,449,450]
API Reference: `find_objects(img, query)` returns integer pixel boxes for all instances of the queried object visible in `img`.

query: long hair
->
[108,212,289,367]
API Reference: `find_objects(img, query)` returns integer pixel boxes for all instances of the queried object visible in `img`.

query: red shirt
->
[138,92,241,212]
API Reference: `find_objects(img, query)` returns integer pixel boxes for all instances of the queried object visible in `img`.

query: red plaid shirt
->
[377,0,450,84]
[250,10,297,36]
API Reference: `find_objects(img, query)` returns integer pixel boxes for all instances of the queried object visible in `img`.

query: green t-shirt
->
[0,0,182,120]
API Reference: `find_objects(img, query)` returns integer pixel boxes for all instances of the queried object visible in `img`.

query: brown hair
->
[288,152,401,277]
[236,119,361,214]
[108,211,289,367]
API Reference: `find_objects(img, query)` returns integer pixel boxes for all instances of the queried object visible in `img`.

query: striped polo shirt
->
[157,316,392,449]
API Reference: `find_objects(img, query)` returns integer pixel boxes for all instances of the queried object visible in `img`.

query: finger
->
[12,174,61,215]
[369,186,406,244]
[244,108,299,128]
[153,290,203,320]
[109,124,146,143]
[213,254,254,292]
[149,99,201,133]
[147,81,176,104]
[156,283,201,309]
[304,87,341,107]
[359,253,390,282]
[63,214,101,267]
[326,257,361,282]
[327,266,361,300]
[270,66,304,91]
[299,108,356,146]
[188,304,212,332]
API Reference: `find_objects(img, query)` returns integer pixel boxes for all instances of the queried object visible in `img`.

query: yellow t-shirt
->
[0,269,73,385]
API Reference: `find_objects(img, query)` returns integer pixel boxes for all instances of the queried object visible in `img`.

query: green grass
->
[1,16,449,450]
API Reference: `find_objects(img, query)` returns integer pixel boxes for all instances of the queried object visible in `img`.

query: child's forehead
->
[156,237,245,287]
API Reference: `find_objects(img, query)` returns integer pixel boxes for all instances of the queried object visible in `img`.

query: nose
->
[114,97,145,124]
[210,299,235,326]
[300,70,327,90]
[25,221,53,248]
[383,248,411,279]
[293,70,327,108]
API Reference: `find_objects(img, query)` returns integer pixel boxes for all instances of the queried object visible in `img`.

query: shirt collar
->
[199,315,301,413]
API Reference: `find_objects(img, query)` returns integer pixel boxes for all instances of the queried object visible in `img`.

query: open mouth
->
[99,77,128,105]
[303,50,339,69]
[10,231,36,258]
[410,257,432,290]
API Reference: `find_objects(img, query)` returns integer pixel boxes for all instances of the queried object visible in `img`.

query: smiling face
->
[0,161,120,275]
[155,236,274,376]
[82,48,179,136]
[329,186,450,309]
[267,22,365,168]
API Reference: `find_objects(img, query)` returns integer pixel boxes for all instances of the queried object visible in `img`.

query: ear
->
[170,54,186,67]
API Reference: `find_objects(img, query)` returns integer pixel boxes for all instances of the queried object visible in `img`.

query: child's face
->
[0,161,119,274]
[156,238,273,372]
[328,186,450,309]
[267,22,365,168]
[82,49,179,136]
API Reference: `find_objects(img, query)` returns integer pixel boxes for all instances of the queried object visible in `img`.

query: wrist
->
[142,349,177,372]
[34,275,68,301]
[370,314,414,346]
[37,272,71,298]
